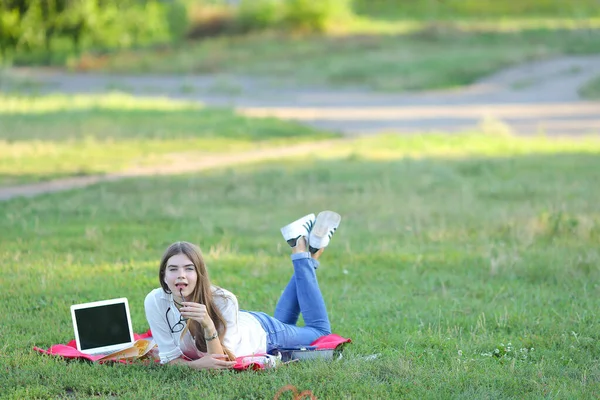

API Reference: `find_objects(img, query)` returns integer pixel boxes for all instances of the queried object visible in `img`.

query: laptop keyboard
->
[85,346,128,356]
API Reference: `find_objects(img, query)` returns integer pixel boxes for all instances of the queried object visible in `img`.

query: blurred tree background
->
[0,0,188,64]
[1,0,599,66]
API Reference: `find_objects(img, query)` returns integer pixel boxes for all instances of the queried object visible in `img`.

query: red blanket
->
[33,331,154,363]
[234,333,352,370]
[33,330,351,370]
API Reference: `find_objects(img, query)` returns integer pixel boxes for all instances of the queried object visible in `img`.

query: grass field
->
[0,93,335,186]
[3,3,600,397]
[353,0,600,20]
[84,27,600,92]
[2,131,600,398]
[65,1,600,92]
[6,0,600,93]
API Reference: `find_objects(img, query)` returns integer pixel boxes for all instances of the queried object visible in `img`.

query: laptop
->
[70,298,135,356]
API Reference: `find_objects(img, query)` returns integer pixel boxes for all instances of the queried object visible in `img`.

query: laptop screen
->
[73,303,131,350]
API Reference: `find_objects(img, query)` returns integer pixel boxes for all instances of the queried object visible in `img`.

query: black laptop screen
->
[74,303,130,350]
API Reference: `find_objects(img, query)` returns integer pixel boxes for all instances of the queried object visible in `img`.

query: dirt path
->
[0,140,343,201]
[8,54,600,136]
[2,54,600,201]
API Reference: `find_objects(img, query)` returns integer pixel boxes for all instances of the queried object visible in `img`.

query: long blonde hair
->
[159,241,235,361]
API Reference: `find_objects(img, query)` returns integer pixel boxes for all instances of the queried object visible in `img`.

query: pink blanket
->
[33,330,154,363]
[34,330,351,370]
[234,333,352,370]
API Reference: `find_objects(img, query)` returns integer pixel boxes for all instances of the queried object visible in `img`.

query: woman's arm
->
[168,354,235,370]
[144,291,185,363]
[216,294,241,358]
[198,320,225,356]
[180,302,226,356]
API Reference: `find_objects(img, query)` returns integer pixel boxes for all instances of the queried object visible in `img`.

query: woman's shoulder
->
[144,287,169,306]
[212,285,235,297]
[211,286,238,307]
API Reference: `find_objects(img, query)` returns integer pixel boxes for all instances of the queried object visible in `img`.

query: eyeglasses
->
[165,288,189,333]
[165,304,187,333]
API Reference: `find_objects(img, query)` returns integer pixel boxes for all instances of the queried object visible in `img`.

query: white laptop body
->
[70,297,135,355]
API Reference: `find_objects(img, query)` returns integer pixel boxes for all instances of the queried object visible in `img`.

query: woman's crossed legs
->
[250,212,340,351]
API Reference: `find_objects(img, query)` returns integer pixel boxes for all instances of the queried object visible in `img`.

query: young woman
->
[144,211,342,370]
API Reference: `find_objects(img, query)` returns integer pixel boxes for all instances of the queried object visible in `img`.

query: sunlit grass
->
[338,16,600,35]
[0,93,336,186]
[0,93,202,114]
[337,132,600,159]
[2,132,600,398]
[0,136,280,185]
[249,132,600,165]
[4,98,600,187]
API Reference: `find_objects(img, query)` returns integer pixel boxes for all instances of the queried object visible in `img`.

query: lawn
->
[2,133,600,398]
[66,0,600,92]
[83,27,600,92]
[6,0,600,93]
[353,0,600,20]
[0,93,336,186]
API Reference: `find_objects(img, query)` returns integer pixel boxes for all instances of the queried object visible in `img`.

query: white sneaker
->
[308,211,341,253]
[280,213,316,247]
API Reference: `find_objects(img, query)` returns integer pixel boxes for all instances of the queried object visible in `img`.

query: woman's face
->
[163,253,198,302]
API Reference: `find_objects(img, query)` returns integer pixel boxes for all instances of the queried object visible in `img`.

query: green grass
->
[353,0,600,20]
[83,27,600,92]
[579,74,600,99]
[0,93,336,186]
[2,133,600,398]
[7,0,600,95]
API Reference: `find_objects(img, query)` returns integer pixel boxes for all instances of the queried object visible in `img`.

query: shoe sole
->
[310,211,341,250]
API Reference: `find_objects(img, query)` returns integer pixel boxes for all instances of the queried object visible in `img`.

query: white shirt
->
[144,287,267,364]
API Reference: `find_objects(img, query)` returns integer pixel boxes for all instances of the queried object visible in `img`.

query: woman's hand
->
[180,302,213,329]
[189,354,236,370]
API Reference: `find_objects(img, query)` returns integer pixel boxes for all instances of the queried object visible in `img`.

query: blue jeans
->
[246,252,331,353]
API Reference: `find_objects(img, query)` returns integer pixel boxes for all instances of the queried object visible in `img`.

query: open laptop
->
[70,298,135,356]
